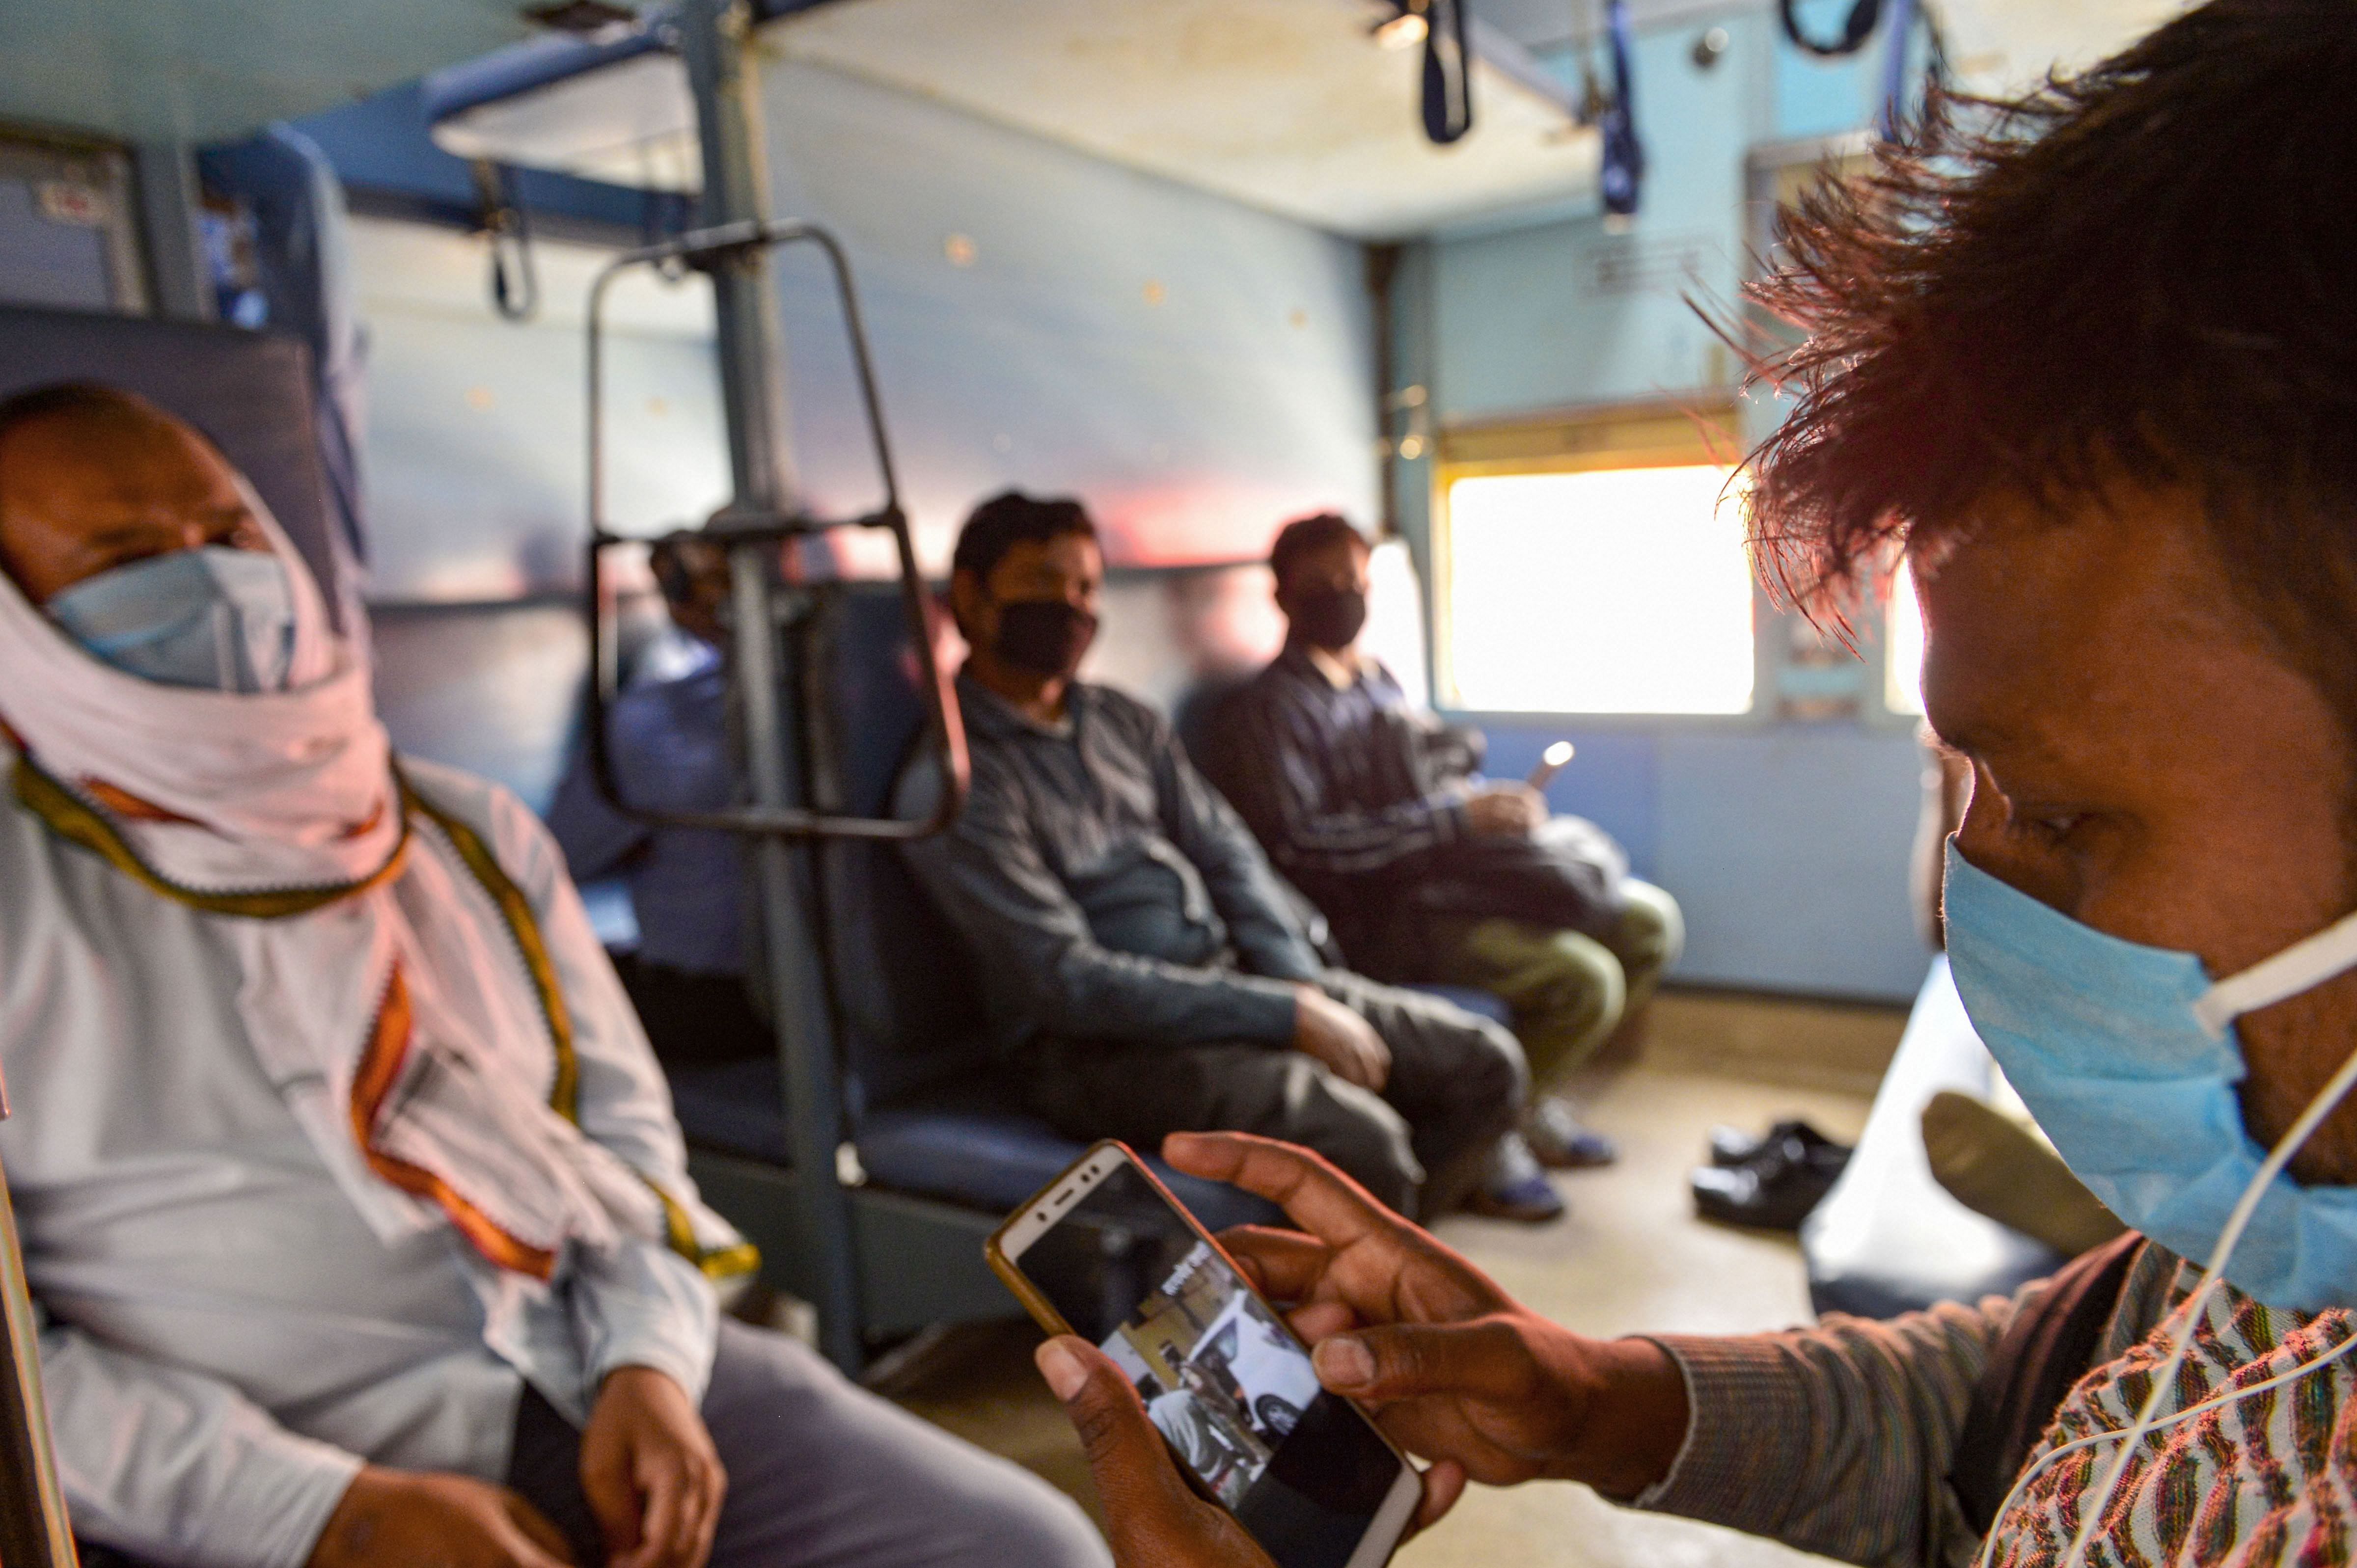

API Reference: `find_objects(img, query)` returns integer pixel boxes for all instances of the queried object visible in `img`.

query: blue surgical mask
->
[1944,839,2357,1311]
[48,546,297,694]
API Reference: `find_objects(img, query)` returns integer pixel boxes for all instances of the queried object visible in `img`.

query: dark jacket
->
[895,673,1322,1057]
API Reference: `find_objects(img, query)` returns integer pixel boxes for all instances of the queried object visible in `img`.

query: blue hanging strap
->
[1599,0,1644,218]
[1422,0,1475,144]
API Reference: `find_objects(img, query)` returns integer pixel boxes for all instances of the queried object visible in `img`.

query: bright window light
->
[1444,466,1754,715]
[1886,562,1926,716]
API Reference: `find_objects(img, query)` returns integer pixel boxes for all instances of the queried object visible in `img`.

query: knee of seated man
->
[956,1460,1111,1566]
[1443,1010,1531,1111]
[1613,881,1685,973]
[1299,1087,1422,1213]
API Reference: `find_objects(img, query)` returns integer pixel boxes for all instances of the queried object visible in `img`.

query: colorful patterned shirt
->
[1642,1243,2357,1566]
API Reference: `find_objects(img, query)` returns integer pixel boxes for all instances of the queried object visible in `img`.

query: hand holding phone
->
[1526,740,1575,791]
[1155,1134,1690,1501]
[988,1143,1423,1568]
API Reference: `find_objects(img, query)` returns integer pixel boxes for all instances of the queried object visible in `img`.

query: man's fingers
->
[1311,1319,1539,1406]
[616,1456,687,1568]
[579,1443,643,1556]
[495,1492,578,1568]
[1218,1226,1332,1301]
[1036,1337,1207,1538]
[1288,1299,1358,1345]
[1411,1460,1467,1537]
[1163,1133,1394,1249]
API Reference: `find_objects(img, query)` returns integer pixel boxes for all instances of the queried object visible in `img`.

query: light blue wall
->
[1400,5,1931,1003]
[754,59,1377,575]
[316,61,1379,808]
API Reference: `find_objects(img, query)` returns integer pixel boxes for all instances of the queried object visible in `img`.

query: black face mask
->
[1290,586,1369,651]
[992,598,1098,676]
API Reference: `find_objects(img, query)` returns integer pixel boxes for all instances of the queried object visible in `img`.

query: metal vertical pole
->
[132,143,215,325]
[678,0,865,1372]
[0,1133,79,1568]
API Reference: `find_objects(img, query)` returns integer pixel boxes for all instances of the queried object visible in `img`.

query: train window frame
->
[1430,398,1760,721]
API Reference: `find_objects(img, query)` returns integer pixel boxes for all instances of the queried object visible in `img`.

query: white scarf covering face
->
[0,496,663,1277]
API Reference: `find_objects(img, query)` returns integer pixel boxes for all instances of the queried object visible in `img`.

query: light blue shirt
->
[547,634,748,977]
[0,751,720,1568]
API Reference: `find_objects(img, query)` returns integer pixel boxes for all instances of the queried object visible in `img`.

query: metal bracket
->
[0,1142,75,1568]
[581,219,968,840]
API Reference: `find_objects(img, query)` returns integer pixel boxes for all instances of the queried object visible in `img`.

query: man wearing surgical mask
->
[1022,4,2357,1565]
[0,386,1108,1568]
[896,492,1533,1224]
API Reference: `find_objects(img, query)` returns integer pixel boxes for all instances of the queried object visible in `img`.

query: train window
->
[1886,561,1927,716]
[1440,462,1754,715]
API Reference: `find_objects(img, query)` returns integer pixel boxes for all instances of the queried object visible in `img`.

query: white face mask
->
[47,546,298,694]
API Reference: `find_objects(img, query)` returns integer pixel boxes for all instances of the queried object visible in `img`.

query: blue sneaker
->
[1464,1134,1566,1222]
[1525,1096,1619,1169]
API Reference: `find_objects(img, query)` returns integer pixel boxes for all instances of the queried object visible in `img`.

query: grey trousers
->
[510,1319,1110,1568]
[1017,970,1528,1218]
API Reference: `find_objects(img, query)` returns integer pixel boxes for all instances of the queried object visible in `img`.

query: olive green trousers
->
[1427,879,1684,1088]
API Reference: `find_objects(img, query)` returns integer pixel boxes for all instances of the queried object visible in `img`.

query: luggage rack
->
[579,217,968,842]
[577,211,975,1371]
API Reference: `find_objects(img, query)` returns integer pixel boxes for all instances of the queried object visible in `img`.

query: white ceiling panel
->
[762,0,1602,239]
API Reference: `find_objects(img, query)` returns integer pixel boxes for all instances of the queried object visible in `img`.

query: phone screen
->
[1012,1158,1405,1568]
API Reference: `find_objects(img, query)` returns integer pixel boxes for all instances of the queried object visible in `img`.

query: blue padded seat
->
[668,1057,1280,1232]
[1800,957,2067,1318]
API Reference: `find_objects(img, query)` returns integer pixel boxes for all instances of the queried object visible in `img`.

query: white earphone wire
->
[1986,1037,2357,1568]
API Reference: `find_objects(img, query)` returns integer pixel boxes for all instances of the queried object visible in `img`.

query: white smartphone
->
[987,1141,1422,1568]
[1526,740,1575,790]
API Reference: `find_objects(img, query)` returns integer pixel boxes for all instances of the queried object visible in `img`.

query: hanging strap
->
[1422,0,1475,144]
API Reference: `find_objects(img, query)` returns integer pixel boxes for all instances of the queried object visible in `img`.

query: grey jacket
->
[896,674,1321,1055]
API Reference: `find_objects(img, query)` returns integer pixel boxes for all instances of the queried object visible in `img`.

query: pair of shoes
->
[1705,1118,1850,1169]
[1462,1133,1566,1223]
[1689,1123,1851,1232]
[1524,1096,1618,1169]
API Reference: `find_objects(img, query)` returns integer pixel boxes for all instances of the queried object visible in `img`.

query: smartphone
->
[1526,740,1575,791]
[987,1141,1420,1568]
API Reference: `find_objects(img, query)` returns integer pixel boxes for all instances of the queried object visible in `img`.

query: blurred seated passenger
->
[548,534,773,1071]
[895,492,1548,1220]
[0,386,1106,1568]
[1212,514,1683,1169]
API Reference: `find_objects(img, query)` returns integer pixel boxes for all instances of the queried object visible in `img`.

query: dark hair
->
[0,382,164,448]
[951,490,1098,585]
[1268,513,1368,591]
[1744,0,2357,720]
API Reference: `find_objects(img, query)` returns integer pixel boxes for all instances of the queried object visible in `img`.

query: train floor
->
[866,1031,1884,1568]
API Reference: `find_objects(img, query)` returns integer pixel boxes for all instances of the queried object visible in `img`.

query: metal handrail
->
[0,1071,78,1568]
[581,219,968,840]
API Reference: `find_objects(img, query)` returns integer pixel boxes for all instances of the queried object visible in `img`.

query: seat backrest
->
[0,305,347,623]
[810,585,991,1113]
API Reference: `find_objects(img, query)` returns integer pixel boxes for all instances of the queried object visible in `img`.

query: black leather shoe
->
[1690,1128,1850,1231]
[1706,1118,1852,1169]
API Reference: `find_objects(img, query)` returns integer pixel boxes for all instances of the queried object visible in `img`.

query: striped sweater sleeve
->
[1636,1294,2021,1568]
[1225,670,1466,878]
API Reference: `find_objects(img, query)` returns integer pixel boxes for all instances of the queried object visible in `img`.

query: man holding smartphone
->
[1032,3,2357,1563]
[1208,515,1681,1174]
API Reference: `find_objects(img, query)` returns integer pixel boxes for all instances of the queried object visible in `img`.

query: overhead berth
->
[0,0,543,145]
[425,0,1601,239]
